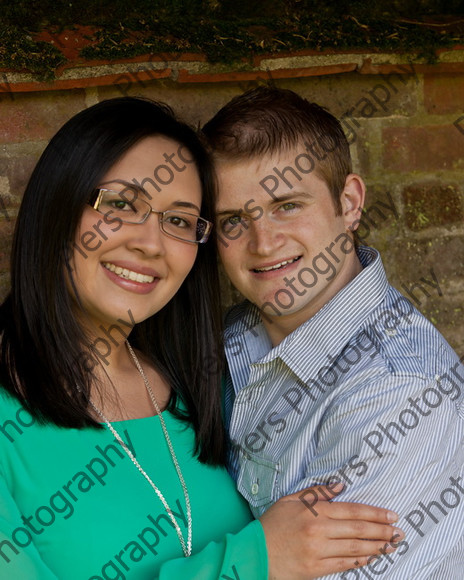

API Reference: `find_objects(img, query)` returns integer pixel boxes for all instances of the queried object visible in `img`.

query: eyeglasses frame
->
[90,188,213,244]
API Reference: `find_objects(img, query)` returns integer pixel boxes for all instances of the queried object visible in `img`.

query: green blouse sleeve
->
[157,519,268,579]
[0,467,268,580]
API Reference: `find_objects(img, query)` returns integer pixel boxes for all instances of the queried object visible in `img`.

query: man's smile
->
[252,256,302,273]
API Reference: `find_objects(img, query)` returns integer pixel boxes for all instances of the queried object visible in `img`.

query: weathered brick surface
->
[403,182,463,231]
[382,236,464,352]
[176,63,359,83]
[273,72,418,119]
[0,55,462,352]
[0,154,39,200]
[0,90,86,144]
[424,74,464,114]
[383,125,464,172]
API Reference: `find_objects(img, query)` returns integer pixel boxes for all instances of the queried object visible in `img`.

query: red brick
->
[402,182,463,231]
[0,90,86,144]
[424,74,464,114]
[7,68,172,94]
[360,59,464,75]
[382,125,464,172]
[177,63,358,83]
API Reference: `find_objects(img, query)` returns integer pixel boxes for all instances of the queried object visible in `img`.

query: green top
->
[0,389,268,579]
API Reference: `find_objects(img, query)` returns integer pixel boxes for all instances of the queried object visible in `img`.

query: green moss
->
[0,27,65,79]
[0,0,462,79]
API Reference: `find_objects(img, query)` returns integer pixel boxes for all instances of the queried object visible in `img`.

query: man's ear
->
[340,174,366,231]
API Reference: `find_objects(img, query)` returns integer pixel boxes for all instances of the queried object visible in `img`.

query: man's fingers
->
[317,500,399,523]
[295,487,399,524]
[316,555,378,577]
[325,520,404,542]
[327,537,398,558]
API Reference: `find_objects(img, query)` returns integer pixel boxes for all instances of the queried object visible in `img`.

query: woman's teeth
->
[103,263,154,283]
[254,256,300,273]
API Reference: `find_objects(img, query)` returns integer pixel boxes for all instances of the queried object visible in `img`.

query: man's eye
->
[219,215,242,232]
[281,202,298,211]
[227,215,242,226]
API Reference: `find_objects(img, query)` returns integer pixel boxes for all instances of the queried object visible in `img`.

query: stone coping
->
[1,47,463,93]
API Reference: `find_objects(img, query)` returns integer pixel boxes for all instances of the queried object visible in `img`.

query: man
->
[203,87,464,578]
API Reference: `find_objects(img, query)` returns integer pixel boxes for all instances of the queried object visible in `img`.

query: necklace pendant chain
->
[89,340,192,557]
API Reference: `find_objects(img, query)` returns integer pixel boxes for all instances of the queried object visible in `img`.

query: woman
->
[0,97,401,579]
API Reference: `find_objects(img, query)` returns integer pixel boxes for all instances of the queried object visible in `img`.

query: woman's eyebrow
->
[98,179,145,194]
[97,182,201,213]
[171,200,201,213]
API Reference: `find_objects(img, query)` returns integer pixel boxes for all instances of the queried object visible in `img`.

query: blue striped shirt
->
[224,246,464,579]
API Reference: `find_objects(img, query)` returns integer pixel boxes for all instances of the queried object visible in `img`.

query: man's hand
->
[259,483,404,580]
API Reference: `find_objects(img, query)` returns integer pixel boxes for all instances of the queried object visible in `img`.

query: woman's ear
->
[340,174,366,231]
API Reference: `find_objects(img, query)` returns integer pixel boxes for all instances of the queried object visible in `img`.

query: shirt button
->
[251,483,259,495]
[385,328,397,337]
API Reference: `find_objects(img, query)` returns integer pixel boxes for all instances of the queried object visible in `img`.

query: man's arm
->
[292,371,464,579]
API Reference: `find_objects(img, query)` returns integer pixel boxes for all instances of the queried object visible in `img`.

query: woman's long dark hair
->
[0,97,225,465]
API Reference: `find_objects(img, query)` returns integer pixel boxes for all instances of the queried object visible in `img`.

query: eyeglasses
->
[90,188,213,244]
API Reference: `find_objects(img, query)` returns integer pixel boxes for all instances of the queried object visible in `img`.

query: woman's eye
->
[165,215,191,229]
[101,192,138,213]
[110,200,138,213]
[111,200,130,210]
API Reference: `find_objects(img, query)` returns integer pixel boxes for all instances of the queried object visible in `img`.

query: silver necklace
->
[89,340,192,557]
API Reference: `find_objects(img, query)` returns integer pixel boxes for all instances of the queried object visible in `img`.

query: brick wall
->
[0,50,463,352]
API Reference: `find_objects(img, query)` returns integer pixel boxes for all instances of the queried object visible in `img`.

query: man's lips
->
[252,256,302,273]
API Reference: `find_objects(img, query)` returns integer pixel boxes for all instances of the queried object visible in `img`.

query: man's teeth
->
[254,257,300,272]
[103,263,155,283]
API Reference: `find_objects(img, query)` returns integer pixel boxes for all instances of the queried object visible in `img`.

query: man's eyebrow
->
[216,191,314,216]
[271,191,314,202]
[215,207,243,217]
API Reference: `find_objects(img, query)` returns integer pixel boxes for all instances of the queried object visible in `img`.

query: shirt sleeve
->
[292,372,464,579]
[0,466,268,580]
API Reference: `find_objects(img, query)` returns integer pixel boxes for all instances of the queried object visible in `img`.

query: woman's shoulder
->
[0,385,26,417]
[0,386,44,449]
